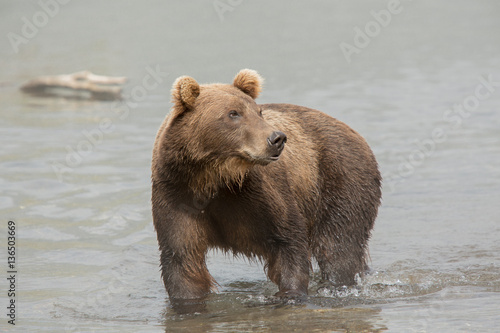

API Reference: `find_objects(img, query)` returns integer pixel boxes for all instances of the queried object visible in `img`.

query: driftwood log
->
[20,71,127,100]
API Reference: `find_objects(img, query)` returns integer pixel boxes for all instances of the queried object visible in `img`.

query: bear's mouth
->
[268,153,282,162]
[242,152,282,165]
[260,156,280,164]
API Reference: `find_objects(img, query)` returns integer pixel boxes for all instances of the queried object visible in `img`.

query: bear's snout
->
[267,131,287,159]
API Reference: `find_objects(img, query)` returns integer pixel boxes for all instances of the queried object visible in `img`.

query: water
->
[1,1,499,332]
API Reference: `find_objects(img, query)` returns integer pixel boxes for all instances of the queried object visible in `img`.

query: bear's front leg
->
[266,241,310,298]
[152,186,216,300]
[159,245,215,300]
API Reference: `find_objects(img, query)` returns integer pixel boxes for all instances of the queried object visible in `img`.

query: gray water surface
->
[1,1,499,332]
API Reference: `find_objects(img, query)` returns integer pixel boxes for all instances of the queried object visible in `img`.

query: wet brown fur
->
[151,69,382,300]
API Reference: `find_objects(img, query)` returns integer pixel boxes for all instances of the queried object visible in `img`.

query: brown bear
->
[151,69,381,300]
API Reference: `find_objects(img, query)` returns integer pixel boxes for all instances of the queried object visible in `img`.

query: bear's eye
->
[259,108,263,117]
[228,110,241,119]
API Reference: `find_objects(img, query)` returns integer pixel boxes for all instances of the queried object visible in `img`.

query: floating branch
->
[20,71,128,100]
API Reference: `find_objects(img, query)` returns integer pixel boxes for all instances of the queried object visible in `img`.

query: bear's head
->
[164,69,287,194]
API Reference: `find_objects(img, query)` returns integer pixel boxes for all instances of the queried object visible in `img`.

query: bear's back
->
[260,103,381,229]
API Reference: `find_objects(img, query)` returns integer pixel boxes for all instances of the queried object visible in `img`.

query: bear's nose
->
[267,131,287,149]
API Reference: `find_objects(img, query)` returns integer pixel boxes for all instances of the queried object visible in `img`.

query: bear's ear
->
[233,69,263,99]
[171,75,200,110]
